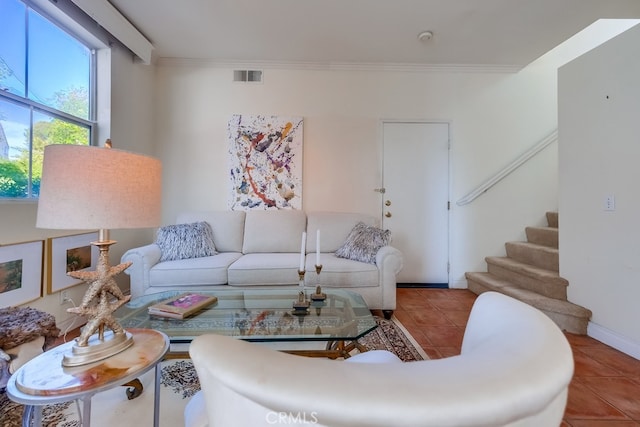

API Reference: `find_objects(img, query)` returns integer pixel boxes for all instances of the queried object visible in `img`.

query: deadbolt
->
[385,212,392,218]
[385,200,391,206]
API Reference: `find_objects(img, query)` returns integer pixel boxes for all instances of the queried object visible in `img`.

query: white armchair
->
[185,292,574,427]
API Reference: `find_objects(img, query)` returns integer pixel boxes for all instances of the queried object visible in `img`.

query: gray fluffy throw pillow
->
[156,222,217,261]
[335,222,391,264]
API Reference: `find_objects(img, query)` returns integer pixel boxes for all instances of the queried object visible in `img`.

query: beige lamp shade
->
[37,144,162,230]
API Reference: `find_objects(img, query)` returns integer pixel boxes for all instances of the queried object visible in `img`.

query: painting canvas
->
[0,240,43,306]
[47,232,99,293]
[227,115,303,210]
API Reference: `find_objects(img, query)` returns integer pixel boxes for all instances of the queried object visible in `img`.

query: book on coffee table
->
[148,293,218,319]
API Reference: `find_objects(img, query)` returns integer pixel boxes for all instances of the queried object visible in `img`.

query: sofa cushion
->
[304,254,378,288]
[242,210,307,254]
[335,222,391,264]
[177,211,246,253]
[228,253,300,285]
[156,222,217,262]
[306,212,377,253]
[150,252,243,286]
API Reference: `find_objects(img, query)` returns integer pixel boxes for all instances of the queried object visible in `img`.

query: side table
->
[6,328,169,427]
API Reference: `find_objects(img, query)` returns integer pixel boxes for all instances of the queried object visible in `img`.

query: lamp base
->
[62,330,133,367]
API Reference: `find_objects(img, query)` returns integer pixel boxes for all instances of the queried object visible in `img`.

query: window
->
[0,0,94,199]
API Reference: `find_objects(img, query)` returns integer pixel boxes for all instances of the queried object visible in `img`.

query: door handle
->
[385,212,392,218]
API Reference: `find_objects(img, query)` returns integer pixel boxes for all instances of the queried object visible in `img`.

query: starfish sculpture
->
[67,245,132,347]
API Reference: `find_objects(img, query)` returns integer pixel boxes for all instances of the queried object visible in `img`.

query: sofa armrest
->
[121,244,162,297]
[376,245,403,310]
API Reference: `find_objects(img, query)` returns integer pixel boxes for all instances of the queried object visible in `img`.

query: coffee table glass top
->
[115,289,377,343]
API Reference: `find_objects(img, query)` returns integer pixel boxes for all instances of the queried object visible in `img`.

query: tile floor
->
[383,288,640,426]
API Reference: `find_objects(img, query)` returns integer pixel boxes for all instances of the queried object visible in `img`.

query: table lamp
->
[37,143,162,366]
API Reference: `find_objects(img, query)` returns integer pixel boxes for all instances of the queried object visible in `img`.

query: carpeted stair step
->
[485,256,567,300]
[505,241,558,272]
[465,272,591,334]
[546,211,558,228]
[525,226,558,248]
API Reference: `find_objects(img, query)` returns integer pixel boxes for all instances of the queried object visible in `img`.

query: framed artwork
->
[47,232,99,294]
[0,240,44,306]
[227,114,304,210]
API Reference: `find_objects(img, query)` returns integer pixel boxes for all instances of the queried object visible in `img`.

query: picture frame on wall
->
[47,232,99,294]
[0,240,44,307]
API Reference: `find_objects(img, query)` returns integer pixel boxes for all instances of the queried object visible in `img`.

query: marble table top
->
[7,328,168,405]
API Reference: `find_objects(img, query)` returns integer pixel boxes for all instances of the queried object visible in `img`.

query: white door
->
[382,122,449,284]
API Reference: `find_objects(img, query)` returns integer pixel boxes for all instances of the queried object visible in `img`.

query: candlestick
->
[299,231,306,272]
[316,229,320,266]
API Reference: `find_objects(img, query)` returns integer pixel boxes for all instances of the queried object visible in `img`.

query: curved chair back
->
[188,292,574,427]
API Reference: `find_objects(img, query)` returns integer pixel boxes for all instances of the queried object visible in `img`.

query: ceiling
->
[108,0,640,69]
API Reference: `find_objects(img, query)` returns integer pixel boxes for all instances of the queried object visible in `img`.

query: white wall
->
[154,60,562,289]
[559,24,640,356]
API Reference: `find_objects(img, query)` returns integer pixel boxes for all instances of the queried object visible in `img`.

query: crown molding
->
[155,58,521,74]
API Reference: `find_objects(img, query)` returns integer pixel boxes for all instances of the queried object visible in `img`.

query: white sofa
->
[121,210,403,317]
[185,292,574,427]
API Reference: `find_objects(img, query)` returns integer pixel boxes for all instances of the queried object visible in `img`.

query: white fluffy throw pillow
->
[335,222,391,264]
[156,222,217,261]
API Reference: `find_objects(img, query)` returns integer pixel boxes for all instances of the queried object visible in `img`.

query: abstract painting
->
[227,115,303,210]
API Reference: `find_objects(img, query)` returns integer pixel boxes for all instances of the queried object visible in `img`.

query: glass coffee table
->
[115,288,378,359]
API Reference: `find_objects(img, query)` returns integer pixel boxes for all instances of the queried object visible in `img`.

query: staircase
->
[465,212,592,335]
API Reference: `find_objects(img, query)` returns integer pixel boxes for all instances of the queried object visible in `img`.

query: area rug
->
[0,316,426,426]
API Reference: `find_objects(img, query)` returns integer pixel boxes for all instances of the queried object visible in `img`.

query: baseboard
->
[588,321,640,360]
[396,283,448,288]
[449,279,468,289]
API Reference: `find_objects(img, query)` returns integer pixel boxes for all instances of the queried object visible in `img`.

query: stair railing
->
[456,130,558,206]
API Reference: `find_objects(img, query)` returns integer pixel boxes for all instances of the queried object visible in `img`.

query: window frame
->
[0,0,99,200]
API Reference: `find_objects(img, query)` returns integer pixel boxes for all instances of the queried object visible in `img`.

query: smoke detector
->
[418,31,433,42]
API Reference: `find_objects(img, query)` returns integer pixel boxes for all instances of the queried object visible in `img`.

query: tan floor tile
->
[428,297,475,312]
[573,349,625,377]
[421,346,443,360]
[565,332,607,348]
[421,325,464,348]
[393,309,418,327]
[442,309,471,328]
[583,347,640,378]
[406,309,456,326]
[564,380,630,420]
[435,346,461,358]
[579,377,640,420]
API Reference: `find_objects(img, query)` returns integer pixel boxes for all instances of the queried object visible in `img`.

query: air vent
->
[233,70,263,83]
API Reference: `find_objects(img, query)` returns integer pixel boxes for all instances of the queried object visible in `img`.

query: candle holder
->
[311,285,327,302]
[293,269,310,314]
[292,290,310,314]
[311,265,326,301]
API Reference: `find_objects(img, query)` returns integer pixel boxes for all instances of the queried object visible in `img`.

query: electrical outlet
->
[60,290,70,305]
